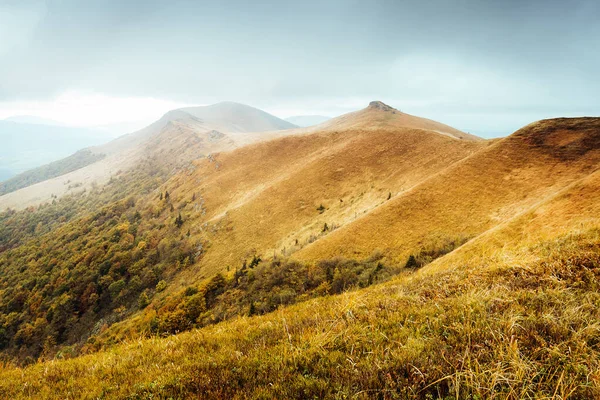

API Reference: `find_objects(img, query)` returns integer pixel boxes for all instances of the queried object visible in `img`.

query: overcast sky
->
[0,0,599,137]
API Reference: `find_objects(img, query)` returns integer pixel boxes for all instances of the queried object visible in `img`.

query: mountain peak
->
[368,101,397,112]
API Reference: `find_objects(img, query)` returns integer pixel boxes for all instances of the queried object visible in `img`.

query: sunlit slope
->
[312,101,482,141]
[431,159,600,274]
[160,103,484,279]
[3,180,600,398]
[296,117,600,263]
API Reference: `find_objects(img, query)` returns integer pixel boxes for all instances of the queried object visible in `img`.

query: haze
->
[1,0,599,136]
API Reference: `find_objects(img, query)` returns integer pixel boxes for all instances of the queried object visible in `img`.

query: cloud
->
[0,0,598,136]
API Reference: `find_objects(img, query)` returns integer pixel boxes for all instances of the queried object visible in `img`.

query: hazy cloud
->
[0,0,598,136]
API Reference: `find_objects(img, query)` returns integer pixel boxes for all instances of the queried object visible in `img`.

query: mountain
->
[312,101,482,140]
[285,115,331,127]
[156,101,485,278]
[0,120,110,182]
[1,105,600,398]
[0,102,297,210]
[295,117,600,262]
[4,115,64,126]
[182,101,297,133]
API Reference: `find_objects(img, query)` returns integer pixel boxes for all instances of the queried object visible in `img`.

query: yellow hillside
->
[3,128,600,397]
[297,117,600,263]
[160,102,485,281]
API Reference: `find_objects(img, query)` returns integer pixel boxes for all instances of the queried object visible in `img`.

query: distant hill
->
[0,120,110,182]
[0,102,299,209]
[0,150,105,196]
[181,101,297,133]
[285,115,331,127]
[313,101,482,140]
[4,115,63,126]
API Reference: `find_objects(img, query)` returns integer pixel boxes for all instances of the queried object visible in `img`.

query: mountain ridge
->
[0,102,300,210]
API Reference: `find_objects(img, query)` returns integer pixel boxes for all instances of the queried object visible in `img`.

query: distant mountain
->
[0,102,299,209]
[181,101,297,133]
[285,115,331,127]
[4,115,64,126]
[0,120,111,181]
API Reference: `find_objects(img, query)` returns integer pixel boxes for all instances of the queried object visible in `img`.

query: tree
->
[249,254,262,269]
[405,255,419,269]
[175,213,184,228]
[138,291,150,309]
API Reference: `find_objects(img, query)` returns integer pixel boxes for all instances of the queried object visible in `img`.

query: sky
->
[0,0,599,138]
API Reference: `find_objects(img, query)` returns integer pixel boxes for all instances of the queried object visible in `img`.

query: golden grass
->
[163,123,483,285]
[2,227,600,399]
[297,118,600,263]
[2,115,600,398]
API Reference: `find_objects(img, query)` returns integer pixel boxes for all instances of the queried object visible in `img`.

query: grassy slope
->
[2,176,600,398]
[2,117,600,398]
[296,118,600,263]
[161,111,483,284]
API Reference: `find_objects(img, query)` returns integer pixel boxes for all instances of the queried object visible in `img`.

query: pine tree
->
[175,213,184,228]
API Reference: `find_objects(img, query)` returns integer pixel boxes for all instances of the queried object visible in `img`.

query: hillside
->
[295,117,600,263]
[1,110,600,398]
[158,101,484,280]
[0,120,109,182]
[0,102,296,210]
[0,150,105,196]
[1,118,600,398]
[0,101,483,361]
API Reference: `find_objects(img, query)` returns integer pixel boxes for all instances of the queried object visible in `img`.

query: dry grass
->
[2,227,600,399]
[297,118,600,263]
[163,120,482,285]
[2,116,600,398]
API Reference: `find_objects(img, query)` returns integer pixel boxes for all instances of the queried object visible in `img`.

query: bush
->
[156,280,167,292]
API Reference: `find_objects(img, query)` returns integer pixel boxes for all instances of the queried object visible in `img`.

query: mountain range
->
[0,120,111,182]
[0,101,599,398]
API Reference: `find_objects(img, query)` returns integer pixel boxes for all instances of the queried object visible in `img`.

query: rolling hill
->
[0,120,110,182]
[0,116,599,398]
[295,117,600,262]
[159,101,485,281]
[1,102,600,397]
[0,102,297,210]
